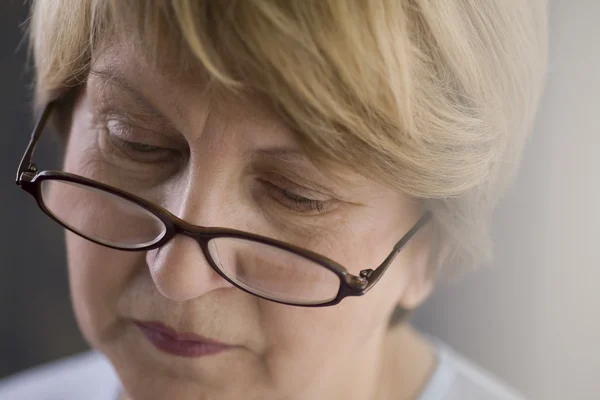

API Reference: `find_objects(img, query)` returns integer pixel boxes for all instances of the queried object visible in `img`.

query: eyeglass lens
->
[40,178,341,304]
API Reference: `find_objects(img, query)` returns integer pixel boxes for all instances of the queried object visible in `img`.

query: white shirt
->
[0,338,527,400]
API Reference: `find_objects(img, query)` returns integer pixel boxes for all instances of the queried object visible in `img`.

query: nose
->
[146,235,232,301]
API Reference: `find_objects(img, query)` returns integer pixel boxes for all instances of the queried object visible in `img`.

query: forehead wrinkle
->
[88,66,184,134]
[90,75,225,157]
[90,68,161,115]
[90,58,242,159]
[90,40,214,125]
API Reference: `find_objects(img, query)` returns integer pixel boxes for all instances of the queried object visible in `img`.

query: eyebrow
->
[89,67,174,126]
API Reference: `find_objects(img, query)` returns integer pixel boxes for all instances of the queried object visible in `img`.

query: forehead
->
[90,41,309,153]
[93,40,276,120]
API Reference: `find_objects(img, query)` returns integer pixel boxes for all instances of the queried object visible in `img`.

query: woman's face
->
[58,42,432,400]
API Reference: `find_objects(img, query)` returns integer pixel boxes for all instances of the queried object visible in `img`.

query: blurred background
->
[1,1,598,399]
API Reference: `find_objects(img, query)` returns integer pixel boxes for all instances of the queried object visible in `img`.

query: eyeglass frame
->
[16,100,432,307]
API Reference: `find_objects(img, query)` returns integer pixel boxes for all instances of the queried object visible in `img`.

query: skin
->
[55,40,437,400]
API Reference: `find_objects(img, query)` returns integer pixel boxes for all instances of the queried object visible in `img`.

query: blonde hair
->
[28,0,548,276]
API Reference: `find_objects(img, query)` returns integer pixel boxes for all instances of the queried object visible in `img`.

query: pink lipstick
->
[134,321,234,358]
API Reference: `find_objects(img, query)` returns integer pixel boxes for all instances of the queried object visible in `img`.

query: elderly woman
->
[1,1,547,399]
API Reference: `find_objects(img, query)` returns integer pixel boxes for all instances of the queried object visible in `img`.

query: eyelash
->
[108,135,177,164]
[261,180,331,214]
[120,139,168,154]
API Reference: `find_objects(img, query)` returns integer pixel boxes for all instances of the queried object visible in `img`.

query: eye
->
[120,140,164,153]
[259,180,333,214]
[108,136,178,163]
[103,118,182,164]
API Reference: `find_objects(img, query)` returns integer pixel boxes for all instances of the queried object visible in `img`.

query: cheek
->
[257,222,412,375]
[262,215,412,352]
[66,232,139,347]
[258,269,404,380]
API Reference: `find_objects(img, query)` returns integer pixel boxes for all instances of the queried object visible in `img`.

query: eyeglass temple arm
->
[16,102,54,184]
[360,211,432,291]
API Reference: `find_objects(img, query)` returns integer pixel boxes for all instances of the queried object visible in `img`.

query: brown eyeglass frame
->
[16,101,432,307]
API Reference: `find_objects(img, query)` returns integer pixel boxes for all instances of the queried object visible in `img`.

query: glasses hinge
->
[23,163,39,177]
[359,269,374,279]
[346,273,369,291]
[19,170,36,183]
[27,163,38,173]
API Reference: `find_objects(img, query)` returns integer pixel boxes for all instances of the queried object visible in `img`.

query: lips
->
[134,321,235,357]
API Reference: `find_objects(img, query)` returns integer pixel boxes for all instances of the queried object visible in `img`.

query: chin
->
[97,323,270,400]
[115,368,267,400]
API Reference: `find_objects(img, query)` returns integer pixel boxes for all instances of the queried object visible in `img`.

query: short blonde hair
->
[28,0,548,276]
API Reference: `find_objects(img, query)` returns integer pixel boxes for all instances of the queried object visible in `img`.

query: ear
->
[396,266,433,310]
[396,224,438,310]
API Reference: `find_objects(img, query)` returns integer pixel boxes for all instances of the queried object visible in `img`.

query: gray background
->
[0,0,88,381]
[1,2,599,399]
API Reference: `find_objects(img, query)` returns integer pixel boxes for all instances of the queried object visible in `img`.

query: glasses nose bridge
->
[164,215,215,251]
